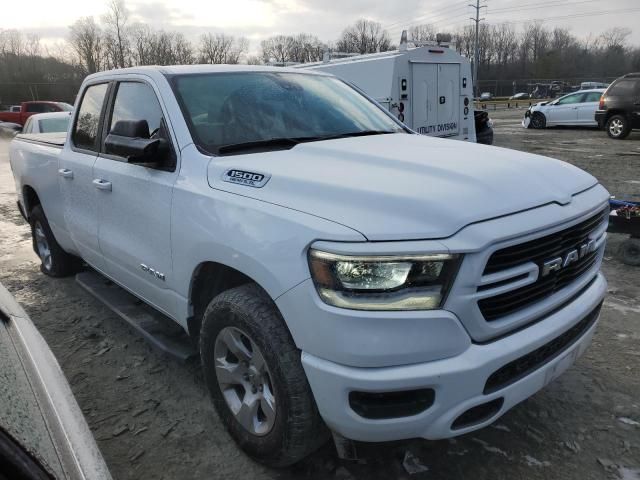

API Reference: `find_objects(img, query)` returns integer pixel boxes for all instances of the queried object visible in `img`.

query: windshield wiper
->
[218,138,305,155]
[314,130,399,141]
[217,130,399,155]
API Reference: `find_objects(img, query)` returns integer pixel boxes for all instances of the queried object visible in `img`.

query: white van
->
[297,36,476,142]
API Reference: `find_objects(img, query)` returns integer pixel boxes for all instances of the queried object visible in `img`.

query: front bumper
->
[301,272,606,442]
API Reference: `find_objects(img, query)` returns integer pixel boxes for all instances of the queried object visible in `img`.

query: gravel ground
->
[1,111,639,480]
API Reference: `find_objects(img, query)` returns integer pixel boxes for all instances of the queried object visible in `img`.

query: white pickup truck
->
[10,65,609,466]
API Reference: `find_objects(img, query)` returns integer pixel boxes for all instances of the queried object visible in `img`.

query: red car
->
[0,101,73,126]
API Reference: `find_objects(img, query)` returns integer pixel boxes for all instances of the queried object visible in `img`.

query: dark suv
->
[595,73,640,139]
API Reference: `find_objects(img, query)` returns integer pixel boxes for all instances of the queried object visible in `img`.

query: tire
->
[530,112,546,129]
[200,284,328,467]
[606,114,631,139]
[29,205,81,277]
[619,238,640,266]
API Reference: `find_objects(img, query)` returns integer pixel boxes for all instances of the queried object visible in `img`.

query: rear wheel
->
[606,114,631,139]
[200,284,328,466]
[530,112,546,129]
[29,205,81,277]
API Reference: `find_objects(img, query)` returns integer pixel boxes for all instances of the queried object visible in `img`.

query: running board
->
[76,270,197,362]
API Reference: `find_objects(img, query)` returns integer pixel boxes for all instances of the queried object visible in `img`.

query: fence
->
[476,77,618,98]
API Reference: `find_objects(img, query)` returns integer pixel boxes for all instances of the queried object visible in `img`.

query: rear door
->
[93,79,178,316]
[436,64,460,137]
[412,63,460,137]
[576,91,602,125]
[58,82,110,271]
[411,63,438,135]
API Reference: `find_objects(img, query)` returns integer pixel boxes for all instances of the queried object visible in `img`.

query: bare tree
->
[102,0,130,68]
[199,33,247,64]
[173,33,194,65]
[68,17,104,74]
[246,55,263,65]
[336,19,392,54]
[600,27,631,51]
[289,34,325,63]
[261,35,296,63]
[409,24,436,43]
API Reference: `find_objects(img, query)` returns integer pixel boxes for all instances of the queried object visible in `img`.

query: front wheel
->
[530,112,546,129]
[29,205,81,277]
[200,284,328,466]
[606,114,631,139]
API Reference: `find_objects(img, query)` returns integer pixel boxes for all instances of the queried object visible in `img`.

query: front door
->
[93,79,178,317]
[58,82,110,271]
[546,92,584,125]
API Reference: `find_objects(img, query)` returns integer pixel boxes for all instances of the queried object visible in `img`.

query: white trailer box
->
[297,43,476,142]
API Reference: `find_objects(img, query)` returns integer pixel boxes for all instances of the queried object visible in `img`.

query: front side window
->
[584,92,603,103]
[556,93,584,105]
[72,83,108,151]
[108,82,163,138]
[172,72,404,155]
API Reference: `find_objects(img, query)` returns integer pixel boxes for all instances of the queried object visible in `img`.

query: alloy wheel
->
[609,118,624,137]
[34,222,52,271]
[214,326,276,436]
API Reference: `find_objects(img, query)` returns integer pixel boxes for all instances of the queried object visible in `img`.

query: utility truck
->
[297,35,476,142]
[10,65,608,466]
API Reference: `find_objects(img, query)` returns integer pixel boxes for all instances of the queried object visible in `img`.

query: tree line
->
[1,0,639,103]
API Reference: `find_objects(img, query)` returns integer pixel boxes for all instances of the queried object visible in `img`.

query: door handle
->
[58,168,73,179]
[93,179,112,191]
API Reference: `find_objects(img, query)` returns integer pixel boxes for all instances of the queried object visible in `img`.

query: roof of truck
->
[86,64,330,81]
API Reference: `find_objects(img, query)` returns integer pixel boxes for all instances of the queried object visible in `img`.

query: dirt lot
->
[1,110,639,480]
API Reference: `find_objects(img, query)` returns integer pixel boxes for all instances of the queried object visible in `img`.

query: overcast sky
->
[5,0,640,55]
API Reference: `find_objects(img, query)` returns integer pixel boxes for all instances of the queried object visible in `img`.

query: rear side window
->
[25,103,45,113]
[609,80,638,97]
[72,83,108,151]
[108,82,163,138]
[584,92,603,103]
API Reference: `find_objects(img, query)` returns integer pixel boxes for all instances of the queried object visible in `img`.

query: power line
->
[383,1,468,30]
[446,5,640,30]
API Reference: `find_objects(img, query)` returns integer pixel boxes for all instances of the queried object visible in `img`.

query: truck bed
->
[15,132,66,148]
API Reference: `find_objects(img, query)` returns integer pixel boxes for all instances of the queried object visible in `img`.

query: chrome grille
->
[478,209,607,322]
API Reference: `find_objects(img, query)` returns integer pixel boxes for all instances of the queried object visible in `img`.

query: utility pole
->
[469,0,486,99]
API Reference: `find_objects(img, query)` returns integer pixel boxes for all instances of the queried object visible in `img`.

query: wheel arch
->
[604,109,629,122]
[22,185,41,219]
[186,261,278,342]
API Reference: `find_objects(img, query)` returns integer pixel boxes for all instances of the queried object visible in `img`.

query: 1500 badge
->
[222,169,271,188]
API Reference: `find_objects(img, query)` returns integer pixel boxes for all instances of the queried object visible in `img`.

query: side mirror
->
[104,120,160,162]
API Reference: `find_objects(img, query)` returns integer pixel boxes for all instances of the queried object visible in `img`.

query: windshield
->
[39,117,70,133]
[171,72,405,155]
[55,102,74,112]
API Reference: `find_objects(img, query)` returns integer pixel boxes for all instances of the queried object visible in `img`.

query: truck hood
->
[207,133,598,241]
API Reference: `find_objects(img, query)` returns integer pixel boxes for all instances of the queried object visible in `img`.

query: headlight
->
[308,250,461,311]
